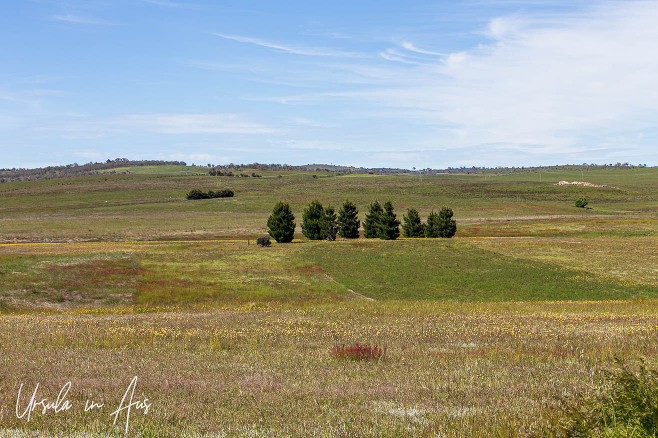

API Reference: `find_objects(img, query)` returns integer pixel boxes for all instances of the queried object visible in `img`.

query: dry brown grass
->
[2,301,658,436]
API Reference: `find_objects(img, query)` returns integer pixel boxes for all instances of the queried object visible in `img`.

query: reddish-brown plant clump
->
[331,343,386,361]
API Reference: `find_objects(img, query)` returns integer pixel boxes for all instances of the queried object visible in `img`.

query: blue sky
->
[1,0,657,169]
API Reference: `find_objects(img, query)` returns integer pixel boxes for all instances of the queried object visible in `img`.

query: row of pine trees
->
[266,200,456,243]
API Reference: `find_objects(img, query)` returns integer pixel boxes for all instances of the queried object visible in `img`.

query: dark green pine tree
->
[267,201,296,243]
[302,200,325,240]
[402,208,424,238]
[363,201,383,238]
[424,210,439,238]
[321,205,338,241]
[437,207,457,238]
[337,200,360,238]
[379,201,400,240]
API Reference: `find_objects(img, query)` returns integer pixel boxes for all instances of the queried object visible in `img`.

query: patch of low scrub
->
[0,298,19,313]
[186,189,234,200]
[332,343,386,361]
[560,359,658,437]
[256,236,271,247]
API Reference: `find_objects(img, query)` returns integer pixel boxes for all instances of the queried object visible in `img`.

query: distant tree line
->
[207,163,409,176]
[445,163,649,175]
[401,207,457,238]
[266,200,456,243]
[0,159,186,183]
[209,168,262,177]
[186,189,234,200]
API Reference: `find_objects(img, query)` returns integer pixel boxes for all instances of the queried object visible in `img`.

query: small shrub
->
[208,189,234,198]
[560,359,658,437]
[575,197,588,208]
[332,343,386,361]
[185,189,206,200]
[186,189,234,200]
[256,236,271,247]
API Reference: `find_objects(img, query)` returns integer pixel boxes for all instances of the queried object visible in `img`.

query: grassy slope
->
[302,239,656,301]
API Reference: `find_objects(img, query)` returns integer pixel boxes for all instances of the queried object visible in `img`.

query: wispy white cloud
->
[399,41,446,56]
[280,1,658,162]
[141,0,191,8]
[117,113,281,135]
[212,33,361,57]
[27,113,282,138]
[379,49,424,65]
[379,42,446,65]
[167,152,228,163]
[52,14,119,26]
[424,1,658,154]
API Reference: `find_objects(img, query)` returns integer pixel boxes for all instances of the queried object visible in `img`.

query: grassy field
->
[1,166,655,243]
[0,165,656,436]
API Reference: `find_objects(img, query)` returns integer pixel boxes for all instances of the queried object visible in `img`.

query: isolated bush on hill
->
[363,201,383,238]
[575,197,588,208]
[402,208,424,238]
[256,236,271,247]
[186,189,206,200]
[378,201,400,240]
[210,189,234,198]
[302,200,325,240]
[337,200,360,239]
[267,201,296,243]
[186,189,234,200]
